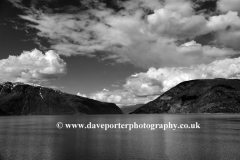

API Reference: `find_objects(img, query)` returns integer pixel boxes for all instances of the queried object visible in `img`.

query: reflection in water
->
[0,115,240,160]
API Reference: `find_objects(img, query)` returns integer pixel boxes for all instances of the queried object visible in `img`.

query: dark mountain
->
[121,104,144,114]
[0,109,9,116]
[0,82,122,115]
[131,79,240,114]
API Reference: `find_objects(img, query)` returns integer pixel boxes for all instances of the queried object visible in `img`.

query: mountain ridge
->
[0,82,123,115]
[131,78,240,114]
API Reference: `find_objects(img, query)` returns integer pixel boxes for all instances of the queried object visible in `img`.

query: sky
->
[1,0,240,106]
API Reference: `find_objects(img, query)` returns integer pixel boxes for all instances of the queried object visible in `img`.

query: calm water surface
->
[0,114,240,160]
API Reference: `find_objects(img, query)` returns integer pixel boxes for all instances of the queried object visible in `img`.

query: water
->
[0,115,240,160]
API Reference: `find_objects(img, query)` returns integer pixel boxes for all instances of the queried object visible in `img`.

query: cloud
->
[77,92,87,98]
[0,49,66,83]
[207,11,240,50]
[164,0,194,17]
[217,0,240,13]
[147,9,208,39]
[216,30,240,50]
[125,57,240,96]
[11,0,240,69]
[207,11,240,30]
[89,89,157,107]
[90,57,240,105]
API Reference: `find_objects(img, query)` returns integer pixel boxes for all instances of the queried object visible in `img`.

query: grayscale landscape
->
[1,0,240,159]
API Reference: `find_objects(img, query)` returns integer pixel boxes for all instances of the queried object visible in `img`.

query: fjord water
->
[0,115,240,160]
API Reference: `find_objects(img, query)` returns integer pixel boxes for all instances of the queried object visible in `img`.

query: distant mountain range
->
[131,79,240,114]
[121,104,144,114]
[0,82,122,115]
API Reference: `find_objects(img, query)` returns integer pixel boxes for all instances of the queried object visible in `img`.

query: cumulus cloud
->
[164,0,194,17]
[216,30,240,50]
[217,0,240,13]
[10,0,240,69]
[207,11,240,50]
[121,0,163,11]
[125,57,240,96]
[147,9,208,39]
[0,49,66,83]
[89,89,157,107]
[90,57,240,105]
[77,92,87,98]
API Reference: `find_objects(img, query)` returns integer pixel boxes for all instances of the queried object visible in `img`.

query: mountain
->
[0,82,122,115]
[0,109,9,116]
[131,78,240,114]
[121,104,144,114]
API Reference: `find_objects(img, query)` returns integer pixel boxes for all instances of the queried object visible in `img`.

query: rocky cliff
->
[131,79,240,114]
[0,82,123,115]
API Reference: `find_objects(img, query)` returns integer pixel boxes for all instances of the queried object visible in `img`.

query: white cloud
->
[207,11,240,31]
[164,0,193,17]
[122,0,163,11]
[89,89,157,107]
[147,9,208,39]
[0,49,66,83]
[77,92,87,98]
[113,37,238,68]
[12,0,240,69]
[125,57,240,96]
[217,0,240,13]
[207,11,240,50]
[216,30,240,50]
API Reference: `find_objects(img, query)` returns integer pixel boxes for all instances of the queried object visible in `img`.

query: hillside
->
[131,79,240,114]
[121,104,144,114]
[0,82,123,115]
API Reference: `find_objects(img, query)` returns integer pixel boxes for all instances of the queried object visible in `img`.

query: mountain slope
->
[121,104,144,114]
[0,82,122,115]
[0,109,9,115]
[131,79,240,114]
